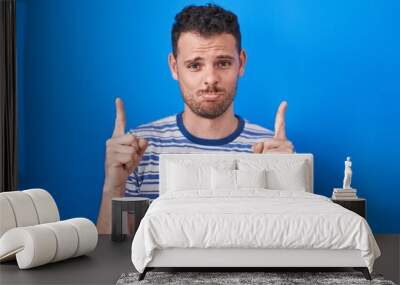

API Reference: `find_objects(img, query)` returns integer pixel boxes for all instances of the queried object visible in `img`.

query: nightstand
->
[111,197,150,242]
[331,198,366,218]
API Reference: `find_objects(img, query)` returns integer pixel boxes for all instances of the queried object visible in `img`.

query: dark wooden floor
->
[0,235,398,284]
[374,235,400,284]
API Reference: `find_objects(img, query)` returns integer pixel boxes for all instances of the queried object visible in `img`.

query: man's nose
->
[203,66,219,86]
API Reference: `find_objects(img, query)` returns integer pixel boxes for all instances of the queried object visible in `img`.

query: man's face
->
[169,32,246,119]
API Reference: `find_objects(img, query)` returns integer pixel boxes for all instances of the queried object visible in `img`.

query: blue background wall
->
[16,0,399,233]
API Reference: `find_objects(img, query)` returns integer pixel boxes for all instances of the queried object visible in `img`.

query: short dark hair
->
[171,3,241,58]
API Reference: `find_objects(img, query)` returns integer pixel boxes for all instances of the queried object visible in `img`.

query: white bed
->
[131,153,380,280]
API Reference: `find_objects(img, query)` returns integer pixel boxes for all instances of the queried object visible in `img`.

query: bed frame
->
[138,154,371,281]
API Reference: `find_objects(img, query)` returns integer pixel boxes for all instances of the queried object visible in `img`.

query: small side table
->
[331,198,366,219]
[111,197,150,242]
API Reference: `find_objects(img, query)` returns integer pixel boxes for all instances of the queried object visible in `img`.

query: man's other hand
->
[252,101,294,154]
[104,97,148,197]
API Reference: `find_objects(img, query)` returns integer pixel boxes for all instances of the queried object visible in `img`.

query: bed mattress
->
[131,190,380,273]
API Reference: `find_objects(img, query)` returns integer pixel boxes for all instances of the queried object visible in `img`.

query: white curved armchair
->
[0,189,98,269]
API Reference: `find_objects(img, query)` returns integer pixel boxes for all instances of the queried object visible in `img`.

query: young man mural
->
[97,4,294,233]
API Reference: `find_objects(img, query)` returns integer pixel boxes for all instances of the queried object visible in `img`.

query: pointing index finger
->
[112,97,126,137]
[274,101,287,140]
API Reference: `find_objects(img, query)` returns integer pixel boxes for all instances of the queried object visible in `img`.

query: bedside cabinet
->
[111,197,150,242]
[331,198,366,218]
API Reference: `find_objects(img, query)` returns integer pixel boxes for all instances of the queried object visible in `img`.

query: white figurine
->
[342,156,352,189]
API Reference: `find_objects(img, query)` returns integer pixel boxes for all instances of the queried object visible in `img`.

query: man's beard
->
[181,84,237,119]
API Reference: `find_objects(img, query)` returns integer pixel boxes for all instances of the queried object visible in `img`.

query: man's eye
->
[187,63,200,71]
[218,61,232,68]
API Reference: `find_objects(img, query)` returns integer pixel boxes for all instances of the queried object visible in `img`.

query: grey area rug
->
[116,271,396,285]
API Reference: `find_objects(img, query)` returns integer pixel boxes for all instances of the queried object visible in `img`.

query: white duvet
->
[131,190,380,273]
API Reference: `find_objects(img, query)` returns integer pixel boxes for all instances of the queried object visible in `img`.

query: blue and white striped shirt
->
[125,112,274,199]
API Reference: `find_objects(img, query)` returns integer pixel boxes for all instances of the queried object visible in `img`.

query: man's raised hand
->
[252,101,294,154]
[104,98,148,196]
[112,96,127,137]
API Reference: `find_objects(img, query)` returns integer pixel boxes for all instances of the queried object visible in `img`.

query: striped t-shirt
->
[125,112,274,199]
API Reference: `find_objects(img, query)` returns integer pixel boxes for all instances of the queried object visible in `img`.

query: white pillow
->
[167,162,210,191]
[236,169,267,189]
[211,168,236,190]
[166,160,236,192]
[238,159,308,191]
[266,165,307,191]
[211,168,267,190]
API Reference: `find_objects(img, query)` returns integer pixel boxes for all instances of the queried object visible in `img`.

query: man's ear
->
[168,52,178,80]
[239,49,247,77]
